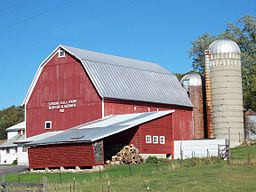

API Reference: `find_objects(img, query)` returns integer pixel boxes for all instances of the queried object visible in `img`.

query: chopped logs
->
[106,144,143,165]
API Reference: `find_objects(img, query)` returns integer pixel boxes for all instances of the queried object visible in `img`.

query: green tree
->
[189,33,216,73]
[0,106,24,139]
[189,15,256,111]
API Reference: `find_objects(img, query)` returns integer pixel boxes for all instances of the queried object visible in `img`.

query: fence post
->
[247,151,251,165]
[42,177,48,192]
[107,180,110,192]
[228,128,231,165]
[128,164,132,176]
[73,177,76,192]
[99,165,102,180]
[180,139,184,166]
[218,144,220,159]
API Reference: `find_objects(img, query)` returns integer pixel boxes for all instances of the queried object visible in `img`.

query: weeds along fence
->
[2,144,256,191]
[175,138,256,166]
[0,176,47,192]
[230,143,256,166]
[4,162,178,192]
[2,158,225,192]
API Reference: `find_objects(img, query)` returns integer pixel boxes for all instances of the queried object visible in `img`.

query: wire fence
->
[230,142,256,166]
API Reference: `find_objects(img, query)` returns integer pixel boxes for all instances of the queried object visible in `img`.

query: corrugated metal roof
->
[62,45,170,74]
[26,110,174,146]
[0,134,25,149]
[17,131,64,144]
[61,45,192,107]
[6,121,25,132]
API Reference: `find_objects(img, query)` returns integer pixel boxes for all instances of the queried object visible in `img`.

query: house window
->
[58,49,65,58]
[6,149,10,154]
[145,135,151,143]
[153,136,158,144]
[22,147,27,152]
[45,121,52,129]
[15,147,18,153]
[160,136,165,144]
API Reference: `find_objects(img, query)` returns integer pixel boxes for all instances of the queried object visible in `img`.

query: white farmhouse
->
[0,121,28,165]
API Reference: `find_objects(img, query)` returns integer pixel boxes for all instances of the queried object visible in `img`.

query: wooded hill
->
[0,106,24,139]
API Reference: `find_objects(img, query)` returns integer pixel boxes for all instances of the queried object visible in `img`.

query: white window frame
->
[160,136,165,144]
[58,49,65,58]
[45,121,52,129]
[153,136,158,144]
[145,135,151,143]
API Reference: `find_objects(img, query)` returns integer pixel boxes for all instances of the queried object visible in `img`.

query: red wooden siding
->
[131,114,173,154]
[104,99,193,140]
[28,143,96,169]
[26,52,102,137]
[104,113,173,159]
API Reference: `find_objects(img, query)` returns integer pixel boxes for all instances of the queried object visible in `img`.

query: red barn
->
[23,45,193,169]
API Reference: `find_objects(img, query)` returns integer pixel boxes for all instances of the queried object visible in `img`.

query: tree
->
[175,70,197,80]
[0,106,24,139]
[189,15,256,111]
[189,33,216,73]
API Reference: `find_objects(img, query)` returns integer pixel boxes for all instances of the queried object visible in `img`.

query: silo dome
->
[181,73,202,91]
[209,39,240,54]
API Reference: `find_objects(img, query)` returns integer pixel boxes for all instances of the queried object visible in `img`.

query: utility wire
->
[0,0,139,54]
[0,0,27,16]
[53,0,138,35]
[0,0,75,32]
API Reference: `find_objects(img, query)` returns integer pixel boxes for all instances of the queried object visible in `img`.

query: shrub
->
[12,159,17,165]
[145,156,159,164]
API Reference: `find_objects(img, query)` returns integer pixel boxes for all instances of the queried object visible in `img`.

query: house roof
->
[0,134,25,149]
[6,121,25,132]
[23,45,192,108]
[248,115,256,123]
[17,131,64,144]
[26,110,174,147]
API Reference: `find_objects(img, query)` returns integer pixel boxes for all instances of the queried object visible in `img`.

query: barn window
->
[145,135,151,143]
[58,49,65,58]
[153,136,158,144]
[45,121,52,129]
[160,136,165,144]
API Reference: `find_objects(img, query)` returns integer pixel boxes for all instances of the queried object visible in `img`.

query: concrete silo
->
[205,39,244,147]
[181,73,205,139]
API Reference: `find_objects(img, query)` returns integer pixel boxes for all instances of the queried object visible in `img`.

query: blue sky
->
[0,0,255,109]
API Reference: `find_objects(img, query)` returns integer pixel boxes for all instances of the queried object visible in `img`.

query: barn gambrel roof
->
[23,45,192,107]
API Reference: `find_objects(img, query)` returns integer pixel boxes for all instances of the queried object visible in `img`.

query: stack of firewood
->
[106,144,143,165]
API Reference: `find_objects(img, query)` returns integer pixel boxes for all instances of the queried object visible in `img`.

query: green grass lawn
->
[231,144,256,160]
[3,145,256,192]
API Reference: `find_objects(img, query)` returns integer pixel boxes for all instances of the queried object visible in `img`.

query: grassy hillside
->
[4,145,256,192]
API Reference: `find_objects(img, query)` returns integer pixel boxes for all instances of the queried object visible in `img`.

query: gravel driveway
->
[0,165,28,176]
